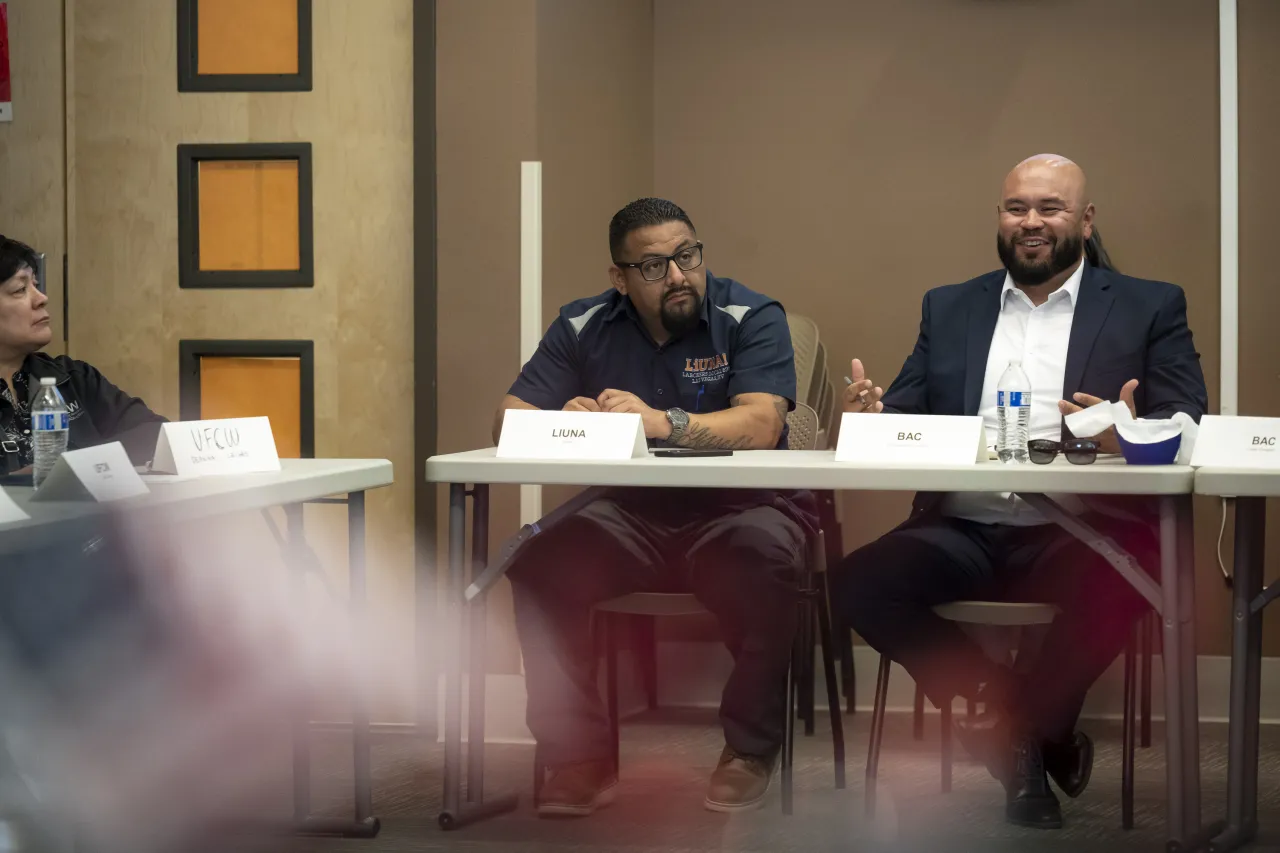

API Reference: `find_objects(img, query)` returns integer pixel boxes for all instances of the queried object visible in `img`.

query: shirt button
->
[657,388,665,396]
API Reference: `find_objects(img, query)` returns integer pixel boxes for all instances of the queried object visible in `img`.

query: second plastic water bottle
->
[32,377,70,489]
[996,360,1031,463]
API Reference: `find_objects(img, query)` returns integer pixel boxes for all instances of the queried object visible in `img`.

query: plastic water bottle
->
[996,361,1031,464]
[31,377,70,489]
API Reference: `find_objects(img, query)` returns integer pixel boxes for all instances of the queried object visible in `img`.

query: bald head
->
[1003,154,1089,209]
[996,154,1095,290]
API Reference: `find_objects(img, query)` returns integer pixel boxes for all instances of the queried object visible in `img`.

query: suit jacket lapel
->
[1062,264,1114,400]
[964,277,1002,415]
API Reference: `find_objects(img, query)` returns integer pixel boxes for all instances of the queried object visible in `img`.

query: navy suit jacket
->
[880,263,1209,519]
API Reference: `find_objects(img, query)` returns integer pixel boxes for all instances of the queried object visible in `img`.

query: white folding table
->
[0,458,394,839]
[425,449,1204,849]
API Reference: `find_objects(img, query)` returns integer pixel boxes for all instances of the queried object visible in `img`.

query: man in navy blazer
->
[829,155,1208,830]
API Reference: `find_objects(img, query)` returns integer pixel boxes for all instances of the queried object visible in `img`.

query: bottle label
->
[33,412,69,431]
[997,391,1029,408]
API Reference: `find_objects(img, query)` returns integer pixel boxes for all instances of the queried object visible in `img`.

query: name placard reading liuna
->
[151,417,282,477]
[835,412,987,465]
[497,410,647,460]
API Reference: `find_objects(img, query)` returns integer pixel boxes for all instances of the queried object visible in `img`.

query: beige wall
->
[0,0,66,356]
[69,0,416,717]
[436,0,653,673]
[651,0,1241,654]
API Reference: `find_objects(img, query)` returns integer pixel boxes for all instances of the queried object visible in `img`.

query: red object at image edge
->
[0,4,11,107]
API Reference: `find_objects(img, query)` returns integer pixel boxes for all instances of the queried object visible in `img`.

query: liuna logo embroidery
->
[683,352,730,384]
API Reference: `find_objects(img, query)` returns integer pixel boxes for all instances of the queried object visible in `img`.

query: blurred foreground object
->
[0,507,350,853]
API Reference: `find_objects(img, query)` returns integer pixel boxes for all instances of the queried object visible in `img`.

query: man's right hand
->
[842,358,884,414]
[563,397,602,413]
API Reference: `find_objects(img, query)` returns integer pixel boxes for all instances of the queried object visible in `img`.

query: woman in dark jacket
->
[0,235,166,474]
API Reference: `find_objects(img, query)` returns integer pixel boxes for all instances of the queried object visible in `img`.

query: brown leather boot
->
[537,759,618,818]
[704,746,776,812]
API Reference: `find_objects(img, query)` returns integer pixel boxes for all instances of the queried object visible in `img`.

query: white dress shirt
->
[941,259,1086,526]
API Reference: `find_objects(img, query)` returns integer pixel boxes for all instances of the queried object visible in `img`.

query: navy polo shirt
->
[508,273,797,449]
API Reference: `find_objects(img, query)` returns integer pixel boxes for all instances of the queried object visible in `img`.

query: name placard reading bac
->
[29,442,150,503]
[497,410,647,461]
[1190,415,1280,469]
[151,417,282,477]
[835,413,987,466]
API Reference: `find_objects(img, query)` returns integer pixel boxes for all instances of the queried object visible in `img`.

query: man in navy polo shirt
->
[493,198,808,817]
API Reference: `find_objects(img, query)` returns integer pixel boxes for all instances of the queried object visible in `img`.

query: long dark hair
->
[1085,226,1118,272]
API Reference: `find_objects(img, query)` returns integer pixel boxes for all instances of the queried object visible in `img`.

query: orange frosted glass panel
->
[197,0,299,76]
[198,159,301,272]
[199,356,303,458]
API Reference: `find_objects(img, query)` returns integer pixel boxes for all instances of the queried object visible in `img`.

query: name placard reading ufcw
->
[497,410,647,460]
[151,417,282,477]
[835,413,988,465]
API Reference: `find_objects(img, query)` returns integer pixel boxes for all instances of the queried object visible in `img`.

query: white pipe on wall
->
[1220,0,1239,416]
[520,162,544,525]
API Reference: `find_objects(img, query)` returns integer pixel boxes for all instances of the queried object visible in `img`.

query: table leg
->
[1175,496,1203,838]
[438,484,519,830]
[440,484,466,822]
[1160,495,1206,851]
[278,500,380,838]
[286,503,311,823]
[1210,496,1266,853]
[467,484,489,801]
[1141,610,1154,749]
[346,491,378,831]
[1159,496,1186,847]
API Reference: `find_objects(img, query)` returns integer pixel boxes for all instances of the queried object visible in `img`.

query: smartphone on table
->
[651,448,733,458]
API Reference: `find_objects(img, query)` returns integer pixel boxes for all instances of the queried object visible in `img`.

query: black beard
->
[659,288,703,337]
[997,231,1084,287]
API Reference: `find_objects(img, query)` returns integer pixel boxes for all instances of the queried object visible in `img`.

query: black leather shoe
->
[1043,731,1093,799]
[1006,734,1063,829]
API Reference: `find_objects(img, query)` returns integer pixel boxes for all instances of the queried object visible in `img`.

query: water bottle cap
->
[39,377,57,386]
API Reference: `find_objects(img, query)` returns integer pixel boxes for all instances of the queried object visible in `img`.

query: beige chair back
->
[807,339,829,410]
[786,401,821,451]
[787,314,820,409]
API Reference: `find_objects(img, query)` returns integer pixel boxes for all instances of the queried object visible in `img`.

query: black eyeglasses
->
[615,242,704,282]
[1028,438,1100,465]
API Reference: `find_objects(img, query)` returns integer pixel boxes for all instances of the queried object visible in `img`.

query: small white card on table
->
[835,413,988,465]
[497,410,647,460]
[30,442,149,503]
[0,488,28,522]
[152,417,282,477]
[1190,415,1280,468]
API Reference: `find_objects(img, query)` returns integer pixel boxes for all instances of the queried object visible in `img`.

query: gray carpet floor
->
[266,709,1280,853]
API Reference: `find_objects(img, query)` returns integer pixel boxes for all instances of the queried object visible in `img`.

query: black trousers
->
[507,489,806,767]
[829,511,1155,741]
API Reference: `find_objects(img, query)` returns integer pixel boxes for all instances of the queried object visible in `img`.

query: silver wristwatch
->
[665,407,690,444]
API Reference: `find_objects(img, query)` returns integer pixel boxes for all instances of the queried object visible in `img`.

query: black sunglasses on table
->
[1028,438,1101,465]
